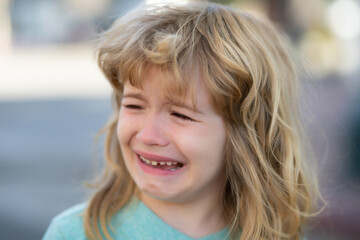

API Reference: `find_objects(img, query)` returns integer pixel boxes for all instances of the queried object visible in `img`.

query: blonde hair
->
[84,2,321,240]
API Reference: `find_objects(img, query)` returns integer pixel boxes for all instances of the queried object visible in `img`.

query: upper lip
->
[135,150,185,164]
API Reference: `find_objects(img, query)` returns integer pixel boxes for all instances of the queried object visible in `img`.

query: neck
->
[139,192,226,238]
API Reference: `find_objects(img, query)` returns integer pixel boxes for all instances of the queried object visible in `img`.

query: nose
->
[136,114,169,147]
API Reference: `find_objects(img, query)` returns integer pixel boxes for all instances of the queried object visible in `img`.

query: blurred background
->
[0,0,359,239]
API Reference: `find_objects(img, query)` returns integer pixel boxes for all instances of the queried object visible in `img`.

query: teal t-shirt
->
[43,199,229,240]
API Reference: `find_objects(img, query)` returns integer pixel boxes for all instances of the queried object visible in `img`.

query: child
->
[43,2,321,240]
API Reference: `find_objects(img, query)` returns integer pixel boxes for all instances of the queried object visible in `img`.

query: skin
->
[117,65,227,238]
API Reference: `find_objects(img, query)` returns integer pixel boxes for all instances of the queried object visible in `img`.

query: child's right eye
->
[124,105,142,110]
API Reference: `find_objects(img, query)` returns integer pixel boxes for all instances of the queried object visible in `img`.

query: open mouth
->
[138,154,184,171]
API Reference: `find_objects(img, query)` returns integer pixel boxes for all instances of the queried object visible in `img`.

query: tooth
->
[145,159,151,164]
[166,162,172,166]
[172,162,178,165]
[151,161,158,166]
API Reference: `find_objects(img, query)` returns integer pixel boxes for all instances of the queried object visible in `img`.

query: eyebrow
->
[122,93,146,101]
[122,92,204,115]
[168,98,204,115]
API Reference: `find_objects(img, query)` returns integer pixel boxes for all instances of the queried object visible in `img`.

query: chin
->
[138,183,184,202]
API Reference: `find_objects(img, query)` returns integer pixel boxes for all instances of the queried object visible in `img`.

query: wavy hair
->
[84,2,321,240]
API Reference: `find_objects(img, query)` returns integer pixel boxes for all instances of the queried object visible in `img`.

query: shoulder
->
[42,203,88,240]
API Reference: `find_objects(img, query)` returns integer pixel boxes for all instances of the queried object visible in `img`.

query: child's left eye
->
[171,112,194,121]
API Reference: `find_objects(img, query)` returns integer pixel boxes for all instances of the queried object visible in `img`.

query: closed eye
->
[171,112,194,121]
[124,104,143,110]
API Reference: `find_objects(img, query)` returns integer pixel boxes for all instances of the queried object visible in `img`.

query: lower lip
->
[137,154,186,176]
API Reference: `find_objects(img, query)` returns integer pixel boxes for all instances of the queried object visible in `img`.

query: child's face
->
[117,66,227,203]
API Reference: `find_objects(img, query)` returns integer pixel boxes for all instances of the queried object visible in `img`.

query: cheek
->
[174,122,226,168]
[117,112,140,172]
[117,111,136,146]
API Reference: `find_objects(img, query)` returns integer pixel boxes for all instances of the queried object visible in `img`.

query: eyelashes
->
[170,112,194,121]
[123,105,194,122]
[124,104,142,110]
